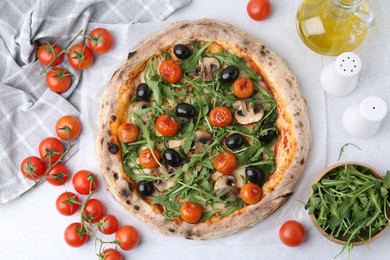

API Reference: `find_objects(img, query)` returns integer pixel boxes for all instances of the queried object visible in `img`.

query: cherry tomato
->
[240,183,263,204]
[101,248,123,260]
[68,44,94,70]
[279,220,306,247]
[247,0,272,21]
[214,151,237,174]
[209,106,233,127]
[20,156,46,180]
[138,148,160,169]
[55,115,81,140]
[37,42,64,66]
[46,68,72,93]
[180,202,203,224]
[55,191,81,216]
[87,28,114,54]
[98,214,119,235]
[115,225,140,251]
[84,199,105,224]
[64,222,88,248]
[232,78,254,98]
[155,114,179,136]
[38,137,64,164]
[159,60,183,83]
[46,162,70,186]
[117,123,139,143]
[72,170,98,195]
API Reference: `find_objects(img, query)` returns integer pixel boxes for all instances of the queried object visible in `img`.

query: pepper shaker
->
[320,52,362,96]
[343,96,388,138]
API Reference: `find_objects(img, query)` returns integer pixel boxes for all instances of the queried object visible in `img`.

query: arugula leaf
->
[180,41,213,73]
[337,143,361,161]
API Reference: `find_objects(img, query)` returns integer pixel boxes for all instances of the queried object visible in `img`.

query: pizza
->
[97,19,311,240]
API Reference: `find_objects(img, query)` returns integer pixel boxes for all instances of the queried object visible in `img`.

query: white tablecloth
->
[1,1,389,259]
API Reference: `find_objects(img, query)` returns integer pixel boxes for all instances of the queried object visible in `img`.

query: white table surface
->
[1,1,389,260]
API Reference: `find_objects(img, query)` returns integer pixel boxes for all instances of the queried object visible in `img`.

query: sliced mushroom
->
[168,139,184,149]
[233,101,264,125]
[195,130,212,144]
[132,101,152,123]
[194,57,220,82]
[153,166,174,192]
[214,175,239,196]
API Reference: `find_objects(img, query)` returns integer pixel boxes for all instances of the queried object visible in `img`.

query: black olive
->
[221,65,239,83]
[108,142,119,154]
[136,83,152,101]
[259,123,277,143]
[163,149,182,167]
[137,181,154,198]
[175,103,196,118]
[245,166,264,185]
[173,44,191,59]
[225,133,245,150]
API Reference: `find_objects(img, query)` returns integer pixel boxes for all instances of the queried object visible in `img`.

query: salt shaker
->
[320,52,362,96]
[343,96,388,138]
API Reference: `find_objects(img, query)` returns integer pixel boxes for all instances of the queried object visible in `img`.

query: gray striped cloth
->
[0,0,191,204]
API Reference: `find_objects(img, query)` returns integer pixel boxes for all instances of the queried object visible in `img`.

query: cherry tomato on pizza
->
[64,222,89,247]
[37,42,64,66]
[87,28,114,54]
[155,114,179,136]
[46,162,70,186]
[68,44,94,70]
[139,148,160,169]
[117,123,139,143]
[232,78,254,98]
[46,68,72,93]
[101,248,123,260]
[55,191,81,216]
[72,170,98,195]
[20,156,46,180]
[159,60,183,83]
[279,220,306,247]
[115,225,140,251]
[208,106,233,127]
[55,115,81,140]
[83,198,106,224]
[180,202,203,223]
[240,183,263,204]
[98,214,119,235]
[38,137,64,164]
[247,0,272,21]
[214,151,237,174]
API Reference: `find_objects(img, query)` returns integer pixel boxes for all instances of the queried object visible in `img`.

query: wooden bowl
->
[309,162,390,246]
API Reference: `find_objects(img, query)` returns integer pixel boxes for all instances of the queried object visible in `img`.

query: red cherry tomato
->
[84,199,105,224]
[72,170,98,195]
[214,151,237,174]
[64,222,88,247]
[115,225,140,251]
[46,162,70,186]
[180,202,203,223]
[46,68,72,93]
[155,114,179,136]
[55,191,81,216]
[208,106,233,127]
[98,214,119,235]
[68,44,94,70]
[232,78,254,98]
[55,115,81,140]
[247,0,272,21]
[38,137,64,164]
[37,42,64,66]
[279,220,306,247]
[102,248,123,260]
[88,28,114,54]
[117,123,139,143]
[159,60,183,83]
[20,156,46,180]
[138,148,160,169]
[240,183,263,204]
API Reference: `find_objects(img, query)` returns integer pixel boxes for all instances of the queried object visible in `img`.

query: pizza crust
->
[97,19,311,240]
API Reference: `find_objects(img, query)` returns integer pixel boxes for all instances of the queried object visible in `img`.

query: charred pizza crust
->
[97,19,311,239]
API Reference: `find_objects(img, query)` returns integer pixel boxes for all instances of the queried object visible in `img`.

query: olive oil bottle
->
[297,0,375,56]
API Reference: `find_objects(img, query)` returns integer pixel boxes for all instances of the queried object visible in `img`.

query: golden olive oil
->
[297,0,369,56]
